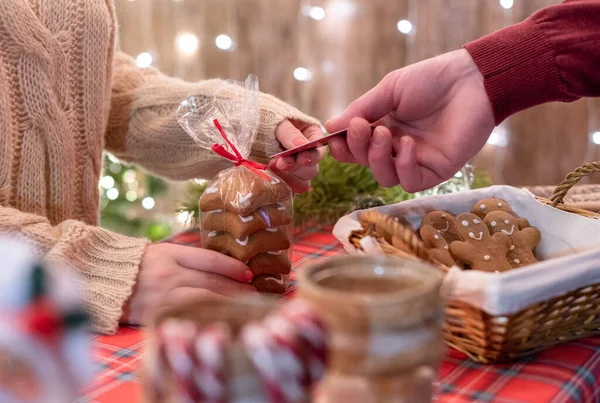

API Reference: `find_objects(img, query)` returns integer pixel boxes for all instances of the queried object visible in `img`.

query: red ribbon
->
[211,119,270,181]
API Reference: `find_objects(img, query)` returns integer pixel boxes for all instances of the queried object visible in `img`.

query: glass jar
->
[297,255,445,403]
[142,295,282,403]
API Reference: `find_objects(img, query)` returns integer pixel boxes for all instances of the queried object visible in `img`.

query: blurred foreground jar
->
[297,255,445,403]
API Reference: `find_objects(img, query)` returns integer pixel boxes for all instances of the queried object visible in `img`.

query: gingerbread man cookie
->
[483,211,541,268]
[421,211,461,244]
[203,202,292,238]
[205,228,291,262]
[419,225,457,268]
[471,198,530,229]
[200,167,292,216]
[449,213,513,273]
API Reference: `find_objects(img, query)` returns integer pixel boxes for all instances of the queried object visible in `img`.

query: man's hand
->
[326,49,495,192]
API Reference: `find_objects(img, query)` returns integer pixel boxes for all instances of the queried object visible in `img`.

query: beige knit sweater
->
[0,0,319,334]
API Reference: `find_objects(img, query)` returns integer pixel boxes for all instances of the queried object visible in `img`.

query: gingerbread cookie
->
[205,228,291,262]
[483,211,540,268]
[449,213,512,273]
[203,203,292,238]
[421,211,461,244]
[472,198,529,229]
[251,274,288,294]
[420,225,458,268]
[200,167,292,216]
[248,251,292,276]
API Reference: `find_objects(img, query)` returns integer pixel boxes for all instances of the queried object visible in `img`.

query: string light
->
[100,176,115,190]
[487,128,508,147]
[176,211,190,224]
[142,197,155,210]
[106,188,119,200]
[176,32,199,55]
[500,0,514,9]
[107,153,119,163]
[454,171,463,179]
[123,170,137,184]
[215,34,233,51]
[327,0,357,18]
[126,190,138,202]
[128,180,139,191]
[109,163,121,174]
[592,131,600,145]
[136,52,153,68]
[302,6,326,20]
[397,20,413,34]
[293,67,312,82]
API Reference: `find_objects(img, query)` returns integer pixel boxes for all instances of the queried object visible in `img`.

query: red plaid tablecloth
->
[84,228,600,403]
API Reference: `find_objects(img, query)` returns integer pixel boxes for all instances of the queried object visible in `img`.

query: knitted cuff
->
[47,223,150,335]
[251,93,321,163]
[464,17,569,125]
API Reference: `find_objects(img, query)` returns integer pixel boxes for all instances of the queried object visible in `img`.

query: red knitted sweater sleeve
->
[464,0,600,125]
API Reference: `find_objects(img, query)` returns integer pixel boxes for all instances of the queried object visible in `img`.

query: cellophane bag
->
[178,75,293,295]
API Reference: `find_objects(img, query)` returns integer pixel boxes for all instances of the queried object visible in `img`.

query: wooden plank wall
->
[115,0,599,187]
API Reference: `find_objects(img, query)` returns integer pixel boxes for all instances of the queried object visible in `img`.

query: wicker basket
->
[349,162,600,363]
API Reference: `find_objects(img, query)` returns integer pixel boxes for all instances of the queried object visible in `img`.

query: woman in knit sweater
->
[0,0,324,334]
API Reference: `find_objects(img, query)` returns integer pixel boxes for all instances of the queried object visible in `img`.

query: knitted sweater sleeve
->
[0,206,149,335]
[464,0,600,124]
[105,52,320,180]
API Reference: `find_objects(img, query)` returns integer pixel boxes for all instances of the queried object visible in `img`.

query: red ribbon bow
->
[211,119,270,181]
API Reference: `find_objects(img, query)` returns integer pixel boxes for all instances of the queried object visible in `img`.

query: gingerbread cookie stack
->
[200,166,294,294]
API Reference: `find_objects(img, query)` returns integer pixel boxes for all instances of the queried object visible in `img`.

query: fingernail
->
[293,137,309,146]
[243,270,254,282]
[276,158,287,170]
[373,132,384,145]
[325,120,332,126]
[302,156,313,165]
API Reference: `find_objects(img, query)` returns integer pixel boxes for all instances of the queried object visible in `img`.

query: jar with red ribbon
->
[142,295,328,403]
[178,75,293,295]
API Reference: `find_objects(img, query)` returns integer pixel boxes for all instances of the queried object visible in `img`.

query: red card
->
[270,125,376,159]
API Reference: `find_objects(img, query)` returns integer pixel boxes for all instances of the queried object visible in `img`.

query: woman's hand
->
[122,243,257,325]
[325,49,495,193]
[270,120,326,194]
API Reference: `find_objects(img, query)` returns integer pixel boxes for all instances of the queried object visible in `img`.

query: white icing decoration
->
[208,231,218,237]
[207,209,223,214]
[513,259,520,264]
[277,203,286,211]
[239,215,254,223]
[461,220,469,227]
[204,186,218,195]
[267,251,283,256]
[238,192,253,206]
[498,202,503,207]
[501,225,515,236]
[480,204,486,210]
[264,276,285,285]
[468,232,483,241]
[236,237,249,246]
[265,227,278,233]
[510,245,515,250]
[440,221,449,233]
[484,255,491,261]
[434,234,440,240]
[490,221,497,227]
[504,219,510,224]
[473,219,481,224]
